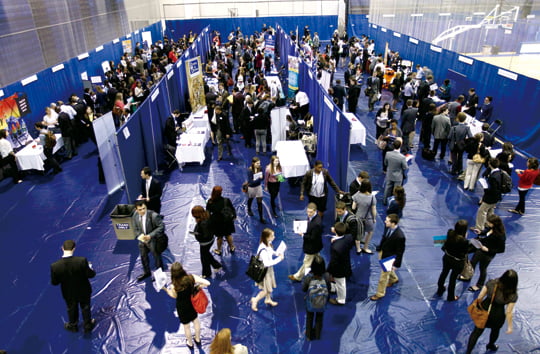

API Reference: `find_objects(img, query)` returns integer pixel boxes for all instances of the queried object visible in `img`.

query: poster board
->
[185,57,206,112]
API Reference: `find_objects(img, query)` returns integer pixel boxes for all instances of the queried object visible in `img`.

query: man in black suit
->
[348,170,369,198]
[448,112,473,175]
[289,203,323,282]
[327,222,354,305]
[138,166,162,214]
[51,239,96,333]
[133,200,166,281]
[473,158,503,231]
[400,99,418,154]
[331,79,347,111]
[370,214,406,300]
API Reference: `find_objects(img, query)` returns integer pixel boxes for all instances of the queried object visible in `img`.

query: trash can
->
[110,204,136,240]
[481,45,492,55]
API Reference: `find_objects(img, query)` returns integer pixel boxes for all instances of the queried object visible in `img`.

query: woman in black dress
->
[164,262,210,349]
[206,186,236,255]
[191,206,222,278]
[466,269,518,353]
[436,219,469,301]
[467,214,506,292]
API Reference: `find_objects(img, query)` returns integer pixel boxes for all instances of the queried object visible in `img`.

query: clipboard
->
[379,255,396,272]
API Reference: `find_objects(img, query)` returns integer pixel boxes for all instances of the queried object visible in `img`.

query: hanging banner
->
[264,32,275,60]
[185,57,206,112]
[288,55,300,98]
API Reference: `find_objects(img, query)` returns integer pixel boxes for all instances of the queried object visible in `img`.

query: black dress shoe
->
[486,343,499,351]
[137,273,151,282]
[64,322,78,332]
[84,319,96,333]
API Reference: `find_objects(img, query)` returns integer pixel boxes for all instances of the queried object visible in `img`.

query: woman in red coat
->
[508,157,539,215]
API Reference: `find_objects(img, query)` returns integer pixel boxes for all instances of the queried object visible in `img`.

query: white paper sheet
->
[294,220,308,234]
[478,178,488,189]
[152,268,168,292]
[276,241,287,255]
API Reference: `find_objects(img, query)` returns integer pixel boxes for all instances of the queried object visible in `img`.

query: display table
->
[189,108,210,130]
[15,135,64,171]
[275,140,310,178]
[175,133,207,166]
[465,113,483,136]
[344,113,367,146]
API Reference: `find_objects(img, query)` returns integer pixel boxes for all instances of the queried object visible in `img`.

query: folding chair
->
[164,144,178,169]
[488,119,502,135]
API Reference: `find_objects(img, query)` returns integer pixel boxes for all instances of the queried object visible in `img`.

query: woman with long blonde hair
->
[209,328,248,354]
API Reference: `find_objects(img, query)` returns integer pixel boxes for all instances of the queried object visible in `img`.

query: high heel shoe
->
[486,343,499,351]
[264,300,278,307]
[194,338,201,346]
[250,297,258,311]
[186,341,194,349]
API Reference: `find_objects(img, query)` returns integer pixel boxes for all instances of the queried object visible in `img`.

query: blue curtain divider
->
[359,20,540,157]
[275,25,350,190]
[116,112,147,204]
[165,16,338,44]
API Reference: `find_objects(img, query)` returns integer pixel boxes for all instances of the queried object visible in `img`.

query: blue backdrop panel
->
[165,67,182,112]
[116,115,147,203]
[362,20,540,158]
[136,100,159,173]
[166,16,337,42]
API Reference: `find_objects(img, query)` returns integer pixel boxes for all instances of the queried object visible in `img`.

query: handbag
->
[467,283,498,329]
[241,182,249,193]
[459,258,474,281]
[246,249,267,283]
[376,136,387,150]
[472,144,485,164]
[191,284,209,314]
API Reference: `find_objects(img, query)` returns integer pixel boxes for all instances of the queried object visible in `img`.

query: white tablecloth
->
[190,107,211,130]
[344,113,367,146]
[465,114,483,136]
[15,134,64,171]
[175,133,207,165]
[275,140,310,178]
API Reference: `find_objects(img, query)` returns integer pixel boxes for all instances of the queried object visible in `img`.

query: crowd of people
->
[43,24,530,353]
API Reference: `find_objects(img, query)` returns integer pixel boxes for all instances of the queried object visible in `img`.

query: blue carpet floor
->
[1,89,539,354]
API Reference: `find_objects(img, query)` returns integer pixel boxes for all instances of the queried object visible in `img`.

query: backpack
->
[305,277,328,313]
[221,199,235,222]
[499,170,512,194]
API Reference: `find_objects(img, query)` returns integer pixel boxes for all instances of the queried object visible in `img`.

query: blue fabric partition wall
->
[114,26,213,203]
[274,26,350,190]
[165,16,338,43]
[358,20,540,157]
[116,113,147,204]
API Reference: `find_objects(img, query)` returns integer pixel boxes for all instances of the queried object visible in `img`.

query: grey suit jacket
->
[432,113,451,139]
[384,150,408,182]
[133,210,164,241]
